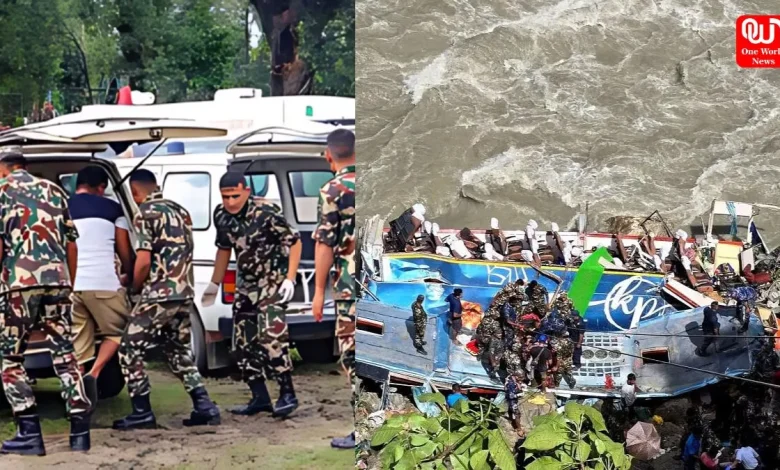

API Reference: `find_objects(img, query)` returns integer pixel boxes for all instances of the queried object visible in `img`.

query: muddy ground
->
[0,363,353,470]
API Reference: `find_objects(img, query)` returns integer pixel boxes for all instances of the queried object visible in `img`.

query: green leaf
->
[381,443,399,468]
[488,429,517,470]
[533,413,567,429]
[419,463,435,470]
[396,451,417,470]
[408,414,427,430]
[521,424,570,451]
[526,457,564,470]
[434,458,447,470]
[457,399,470,414]
[574,439,592,462]
[434,430,452,445]
[385,415,408,428]
[416,441,438,460]
[394,444,405,462]
[581,405,608,433]
[594,462,606,470]
[372,427,401,447]
[450,454,470,470]
[589,431,606,454]
[422,417,443,435]
[469,435,485,456]
[455,432,477,455]
[410,434,431,447]
[470,449,491,470]
[418,392,447,406]
[564,402,587,427]
[555,450,574,464]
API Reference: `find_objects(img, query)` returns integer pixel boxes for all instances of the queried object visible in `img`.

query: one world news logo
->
[737,15,780,67]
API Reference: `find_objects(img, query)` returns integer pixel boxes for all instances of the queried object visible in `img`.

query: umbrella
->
[625,422,661,460]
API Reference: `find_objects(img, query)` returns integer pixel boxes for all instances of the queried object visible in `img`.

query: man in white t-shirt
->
[68,167,134,390]
[734,440,762,470]
[620,373,641,419]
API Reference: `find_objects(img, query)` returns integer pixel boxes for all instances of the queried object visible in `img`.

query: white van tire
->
[190,310,208,374]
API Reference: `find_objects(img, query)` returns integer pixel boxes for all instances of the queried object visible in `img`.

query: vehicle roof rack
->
[226,124,334,156]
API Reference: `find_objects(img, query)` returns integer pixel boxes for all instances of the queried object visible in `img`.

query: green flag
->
[568,247,614,315]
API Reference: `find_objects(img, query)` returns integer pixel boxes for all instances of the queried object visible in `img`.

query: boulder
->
[653,397,692,426]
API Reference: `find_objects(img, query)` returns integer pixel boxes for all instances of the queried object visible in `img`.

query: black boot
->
[183,387,221,426]
[230,379,273,416]
[273,372,299,418]
[69,413,90,452]
[112,394,156,430]
[331,432,356,449]
[1,412,46,456]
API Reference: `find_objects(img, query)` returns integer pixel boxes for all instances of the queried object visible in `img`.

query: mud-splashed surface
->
[2,365,352,470]
[357,0,780,243]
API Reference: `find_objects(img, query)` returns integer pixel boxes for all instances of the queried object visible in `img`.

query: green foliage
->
[370,393,516,470]
[297,0,355,97]
[0,0,353,121]
[523,403,632,470]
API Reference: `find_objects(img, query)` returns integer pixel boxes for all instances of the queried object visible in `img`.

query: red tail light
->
[222,269,236,304]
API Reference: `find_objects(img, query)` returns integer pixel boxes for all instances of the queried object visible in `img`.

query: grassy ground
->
[0,362,353,470]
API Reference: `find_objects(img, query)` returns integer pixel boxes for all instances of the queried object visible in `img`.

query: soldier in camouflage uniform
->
[411,294,427,352]
[476,310,504,381]
[490,279,526,311]
[204,171,301,418]
[549,335,576,389]
[113,170,220,431]
[554,292,574,317]
[310,129,357,449]
[0,152,93,455]
[526,280,549,315]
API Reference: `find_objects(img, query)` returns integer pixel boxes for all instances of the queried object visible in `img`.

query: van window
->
[288,171,333,223]
[59,173,119,202]
[245,174,282,209]
[163,173,211,230]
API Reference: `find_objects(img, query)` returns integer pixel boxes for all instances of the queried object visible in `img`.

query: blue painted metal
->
[369,254,676,332]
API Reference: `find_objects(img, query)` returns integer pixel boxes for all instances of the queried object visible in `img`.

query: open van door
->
[224,124,342,351]
[4,116,229,381]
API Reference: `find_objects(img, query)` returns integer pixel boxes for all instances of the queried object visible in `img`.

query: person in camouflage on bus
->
[113,170,220,431]
[490,279,526,311]
[554,292,574,317]
[203,171,301,419]
[476,309,504,382]
[311,128,356,450]
[411,294,427,353]
[0,151,94,456]
[549,334,576,389]
[526,280,549,315]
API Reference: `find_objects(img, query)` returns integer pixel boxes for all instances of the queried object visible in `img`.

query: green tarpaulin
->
[568,247,614,316]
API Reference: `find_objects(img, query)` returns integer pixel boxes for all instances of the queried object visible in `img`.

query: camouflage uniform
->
[411,300,427,349]
[549,336,576,388]
[504,340,527,379]
[476,313,504,377]
[554,293,574,317]
[214,197,300,384]
[527,283,548,315]
[490,282,525,310]
[119,192,203,397]
[0,170,91,415]
[313,165,356,378]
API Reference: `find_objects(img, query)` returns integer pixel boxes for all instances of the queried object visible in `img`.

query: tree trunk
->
[249,0,313,96]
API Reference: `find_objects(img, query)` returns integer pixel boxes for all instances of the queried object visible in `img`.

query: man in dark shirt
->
[446,288,463,343]
[567,310,586,369]
[696,302,720,356]
[529,336,552,392]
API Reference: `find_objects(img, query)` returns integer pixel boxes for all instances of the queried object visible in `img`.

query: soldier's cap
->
[0,147,26,166]
[416,294,425,301]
